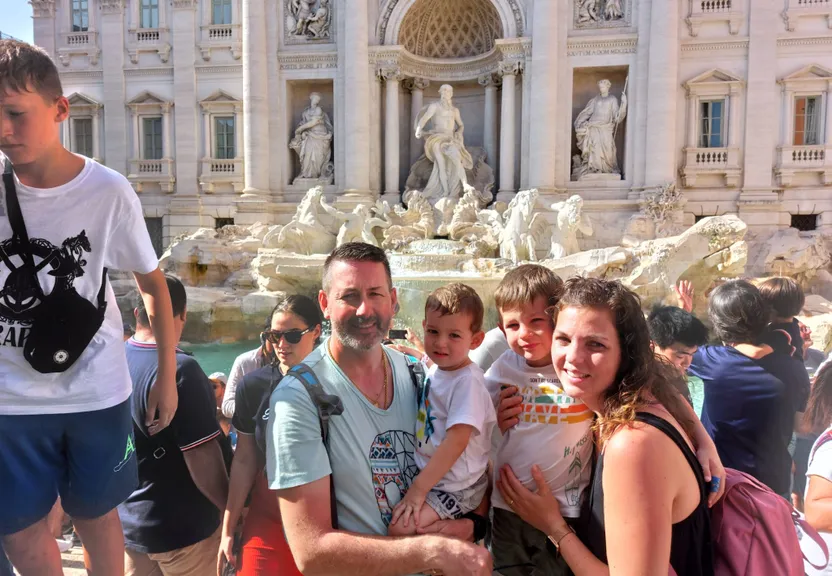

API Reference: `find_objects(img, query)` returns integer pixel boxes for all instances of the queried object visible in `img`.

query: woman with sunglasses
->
[218,295,322,576]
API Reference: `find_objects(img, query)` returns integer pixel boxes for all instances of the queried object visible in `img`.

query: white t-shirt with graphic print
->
[485,349,594,518]
[414,363,496,493]
[0,157,159,415]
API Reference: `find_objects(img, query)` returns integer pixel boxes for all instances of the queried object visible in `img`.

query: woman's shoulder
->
[605,409,693,467]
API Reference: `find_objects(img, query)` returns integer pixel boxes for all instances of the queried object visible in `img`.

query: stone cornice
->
[681,39,749,52]
[777,35,832,48]
[29,0,56,18]
[277,52,337,70]
[124,67,173,77]
[567,35,637,57]
[171,0,197,9]
[195,65,243,75]
[57,70,103,80]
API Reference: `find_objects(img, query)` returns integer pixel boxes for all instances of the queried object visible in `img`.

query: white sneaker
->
[56,538,72,553]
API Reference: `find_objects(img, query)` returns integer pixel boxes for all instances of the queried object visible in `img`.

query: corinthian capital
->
[378,66,404,83]
[478,73,502,88]
[499,59,524,78]
[29,0,56,18]
[403,77,430,92]
[99,0,126,15]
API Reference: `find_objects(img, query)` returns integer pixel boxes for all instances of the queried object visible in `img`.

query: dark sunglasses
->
[263,327,313,345]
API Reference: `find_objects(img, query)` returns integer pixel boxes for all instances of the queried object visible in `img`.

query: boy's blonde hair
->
[425,283,484,333]
[0,39,63,101]
[494,264,564,317]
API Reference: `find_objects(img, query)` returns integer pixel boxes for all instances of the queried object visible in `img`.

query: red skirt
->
[237,473,302,576]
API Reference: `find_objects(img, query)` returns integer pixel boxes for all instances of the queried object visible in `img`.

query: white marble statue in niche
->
[289,92,334,185]
[414,84,475,201]
[572,78,628,181]
[548,195,594,259]
[286,0,331,39]
[577,0,624,24]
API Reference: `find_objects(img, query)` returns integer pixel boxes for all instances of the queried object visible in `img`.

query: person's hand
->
[431,538,492,576]
[497,464,563,535]
[497,386,523,434]
[146,375,177,435]
[217,531,236,576]
[695,440,726,507]
[673,281,694,313]
[406,328,426,355]
[391,484,428,528]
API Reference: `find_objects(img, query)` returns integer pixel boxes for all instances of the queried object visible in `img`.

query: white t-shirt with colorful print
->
[485,349,593,518]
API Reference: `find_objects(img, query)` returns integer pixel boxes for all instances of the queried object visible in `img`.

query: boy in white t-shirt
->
[0,40,178,574]
[389,283,496,535]
[486,264,593,576]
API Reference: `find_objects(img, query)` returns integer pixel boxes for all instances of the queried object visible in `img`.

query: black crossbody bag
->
[2,160,108,373]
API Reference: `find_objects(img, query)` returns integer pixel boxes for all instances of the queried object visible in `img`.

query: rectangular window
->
[144,217,164,257]
[699,99,725,148]
[215,117,236,159]
[215,217,235,229]
[212,0,233,25]
[73,118,93,158]
[71,0,89,32]
[794,96,822,146]
[141,0,160,29]
[143,117,163,160]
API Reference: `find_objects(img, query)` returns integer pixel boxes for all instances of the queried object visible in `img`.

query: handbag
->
[2,160,109,373]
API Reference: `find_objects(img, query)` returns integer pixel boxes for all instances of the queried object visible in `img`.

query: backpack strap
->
[287,363,344,530]
[404,355,427,406]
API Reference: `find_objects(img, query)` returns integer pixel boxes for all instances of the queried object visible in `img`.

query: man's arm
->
[415,104,436,137]
[183,438,229,511]
[134,268,177,433]
[277,477,490,576]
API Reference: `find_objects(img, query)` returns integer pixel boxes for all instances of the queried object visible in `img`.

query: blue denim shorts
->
[0,398,137,535]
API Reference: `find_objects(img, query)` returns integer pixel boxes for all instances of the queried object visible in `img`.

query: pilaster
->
[171,0,198,196]
[242,0,270,196]
[341,0,372,199]
[527,0,558,195]
[30,0,57,57]
[100,0,128,175]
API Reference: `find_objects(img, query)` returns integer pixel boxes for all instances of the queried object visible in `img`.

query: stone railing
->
[776,145,832,186]
[199,157,244,193]
[130,28,164,44]
[686,0,742,35]
[697,0,732,13]
[127,28,171,64]
[62,30,97,46]
[57,31,100,66]
[198,24,242,61]
[783,0,832,30]
[128,158,175,193]
[680,147,741,187]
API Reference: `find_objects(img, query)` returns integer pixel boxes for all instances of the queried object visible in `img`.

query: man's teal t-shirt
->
[267,340,418,536]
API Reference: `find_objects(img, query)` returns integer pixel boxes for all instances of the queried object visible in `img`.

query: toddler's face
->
[500,296,554,368]
[423,309,482,371]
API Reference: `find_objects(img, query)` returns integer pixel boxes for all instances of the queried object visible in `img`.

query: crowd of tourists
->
[3,36,832,576]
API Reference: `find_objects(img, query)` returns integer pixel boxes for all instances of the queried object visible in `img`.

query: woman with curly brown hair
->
[497,277,715,575]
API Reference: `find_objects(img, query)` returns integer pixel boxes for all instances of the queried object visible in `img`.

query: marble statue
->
[289,93,334,185]
[623,182,685,245]
[321,202,390,247]
[414,84,475,201]
[573,78,628,180]
[448,187,500,248]
[548,195,594,259]
[498,189,540,263]
[380,191,436,251]
[272,186,338,254]
[577,0,624,23]
[287,0,331,38]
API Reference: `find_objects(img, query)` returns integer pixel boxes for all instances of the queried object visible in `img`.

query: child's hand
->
[673,281,694,313]
[695,439,726,507]
[147,374,178,435]
[391,485,428,528]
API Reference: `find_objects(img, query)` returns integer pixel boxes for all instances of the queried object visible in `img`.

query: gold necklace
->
[328,340,389,408]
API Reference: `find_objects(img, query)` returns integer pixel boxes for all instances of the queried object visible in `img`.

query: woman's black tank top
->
[586,412,714,575]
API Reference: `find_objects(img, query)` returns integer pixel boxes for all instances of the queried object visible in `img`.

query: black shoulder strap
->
[405,355,427,406]
[287,363,344,529]
[634,412,707,501]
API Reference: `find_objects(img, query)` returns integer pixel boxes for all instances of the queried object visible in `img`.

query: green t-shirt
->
[266,340,418,536]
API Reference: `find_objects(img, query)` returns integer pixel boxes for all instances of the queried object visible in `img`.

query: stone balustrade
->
[127,28,171,63]
[57,30,100,66]
[783,0,832,30]
[686,0,742,35]
[776,145,832,186]
[681,146,742,187]
[128,158,175,193]
[198,24,242,60]
[62,30,97,46]
[199,157,244,193]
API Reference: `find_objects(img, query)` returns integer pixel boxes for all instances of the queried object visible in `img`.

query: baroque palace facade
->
[28,0,832,253]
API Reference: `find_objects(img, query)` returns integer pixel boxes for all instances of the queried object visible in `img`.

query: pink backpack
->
[710,469,828,576]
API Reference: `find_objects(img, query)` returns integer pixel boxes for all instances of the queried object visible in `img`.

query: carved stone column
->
[729,87,741,149]
[527,0,558,194]
[234,103,243,158]
[644,0,680,188]
[686,90,697,148]
[342,0,371,198]
[498,59,523,202]
[92,107,101,161]
[171,0,198,195]
[100,0,128,174]
[406,78,429,166]
[203,110,212,157]
[381,67,404,198]
[162,103,172,158]
[242,0,270,195]
[479,74,500,171]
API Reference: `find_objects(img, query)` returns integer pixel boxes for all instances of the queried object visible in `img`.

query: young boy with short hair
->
[388,283,496,535]
[759,277,805,359]
[648,305,709,406]
[485,264,592,575]
[0,39,178,575]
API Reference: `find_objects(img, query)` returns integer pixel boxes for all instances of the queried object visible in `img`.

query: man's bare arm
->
[277,476,490,576]
[183,439,229,512]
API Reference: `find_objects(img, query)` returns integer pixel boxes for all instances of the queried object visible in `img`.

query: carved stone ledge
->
[29,0,56,18]
[99,0,125,15]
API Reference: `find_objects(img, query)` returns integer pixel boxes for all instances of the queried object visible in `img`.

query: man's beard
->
[332,314,389,351]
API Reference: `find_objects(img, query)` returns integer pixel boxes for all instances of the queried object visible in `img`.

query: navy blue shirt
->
[118,339,223,554]
[231,364,283,459]
[690,345,810,495]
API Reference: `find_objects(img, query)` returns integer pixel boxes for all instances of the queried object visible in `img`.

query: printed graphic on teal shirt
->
[369,429,418,526]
